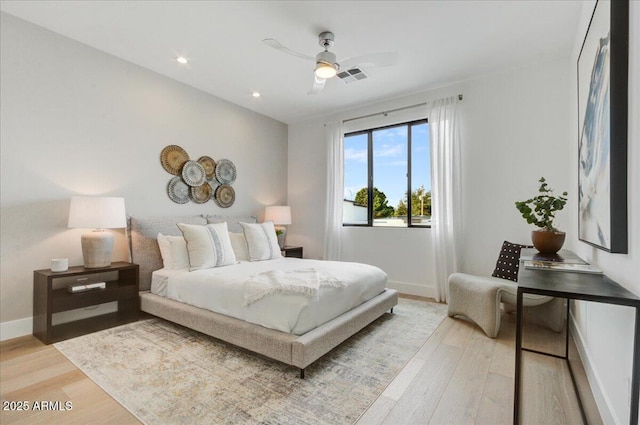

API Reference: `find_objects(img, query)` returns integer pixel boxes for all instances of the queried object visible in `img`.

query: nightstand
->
[282,245,303,258]
[33,262,139,344]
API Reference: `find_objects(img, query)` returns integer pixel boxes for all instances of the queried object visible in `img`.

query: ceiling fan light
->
[315,62,337,79]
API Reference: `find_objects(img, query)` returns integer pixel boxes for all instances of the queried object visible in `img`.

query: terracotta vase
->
[531,230,565,254]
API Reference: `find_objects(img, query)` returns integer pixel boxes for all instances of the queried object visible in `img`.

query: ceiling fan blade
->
[307,76,326,95]
[339,51,398,71]
[262,38,315,61]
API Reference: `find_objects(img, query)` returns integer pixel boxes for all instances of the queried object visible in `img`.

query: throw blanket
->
[244,268,345,306]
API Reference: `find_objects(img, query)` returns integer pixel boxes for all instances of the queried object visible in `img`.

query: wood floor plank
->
[475,372,514,425]
[381,357,426,401]
[521,352,581,425]
[0,335,47,362]
[61,379,140,425]
[440,316,475,348]
[382,341,464,424]
[487,327,515,379]
[2,369,85,402]
[1,348,77,394]
[427,326,496,425]
[414,317,455,361]
[354,394,396,425]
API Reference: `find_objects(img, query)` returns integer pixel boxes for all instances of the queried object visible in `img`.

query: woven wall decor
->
[160,145,236,207]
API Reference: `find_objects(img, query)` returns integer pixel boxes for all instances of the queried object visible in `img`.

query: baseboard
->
[1,316,33,341]
[387,280,437,300]
[569,310,619,425]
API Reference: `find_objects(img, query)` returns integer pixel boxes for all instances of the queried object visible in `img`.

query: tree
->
[354,187,395,218]
[395,186,431,217]
[396,200,408,217]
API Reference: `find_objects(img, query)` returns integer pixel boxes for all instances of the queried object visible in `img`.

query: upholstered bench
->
[447,241,564,338]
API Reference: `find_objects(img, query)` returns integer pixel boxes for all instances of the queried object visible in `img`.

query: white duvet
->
[151,258,387,335]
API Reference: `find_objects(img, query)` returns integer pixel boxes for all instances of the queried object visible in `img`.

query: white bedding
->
[150,258,387,335]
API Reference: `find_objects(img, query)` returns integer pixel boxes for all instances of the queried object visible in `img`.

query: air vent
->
[337,67,369,84]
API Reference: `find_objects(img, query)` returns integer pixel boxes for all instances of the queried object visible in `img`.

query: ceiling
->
[0,1,582,124]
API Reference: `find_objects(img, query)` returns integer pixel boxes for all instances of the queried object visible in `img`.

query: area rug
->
[55,298,446,425]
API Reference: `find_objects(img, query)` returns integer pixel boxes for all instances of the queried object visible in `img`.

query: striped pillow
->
[177,222,237,271]
[239,221,282,261]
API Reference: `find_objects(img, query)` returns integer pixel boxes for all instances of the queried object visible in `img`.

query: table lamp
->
[264,206,291,249]
[68,196,127,268]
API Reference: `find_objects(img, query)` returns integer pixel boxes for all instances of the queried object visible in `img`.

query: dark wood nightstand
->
[33,262,139,344]
[282,245,303,258]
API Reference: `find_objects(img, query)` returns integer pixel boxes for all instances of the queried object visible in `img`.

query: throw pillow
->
[157,233,172,268]
[491,241,532,282]
[228,232,249,261]
[157,233,189,270]
[239,221,282,261]
[177,222,237,271]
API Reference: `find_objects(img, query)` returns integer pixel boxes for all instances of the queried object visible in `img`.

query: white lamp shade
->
[264,206,292,225]
[68,196,127,229]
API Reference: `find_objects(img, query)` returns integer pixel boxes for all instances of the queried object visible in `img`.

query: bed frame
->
[129,215,398,378]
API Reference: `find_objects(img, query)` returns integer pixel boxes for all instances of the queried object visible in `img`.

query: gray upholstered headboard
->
[128,215,257,291]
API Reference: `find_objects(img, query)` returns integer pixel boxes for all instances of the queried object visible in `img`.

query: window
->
[343,119,431,227]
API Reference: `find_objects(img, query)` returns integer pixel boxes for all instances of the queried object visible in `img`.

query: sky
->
[344,123,430,210]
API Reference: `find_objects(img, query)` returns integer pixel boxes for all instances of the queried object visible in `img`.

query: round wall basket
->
[160,145,236,207]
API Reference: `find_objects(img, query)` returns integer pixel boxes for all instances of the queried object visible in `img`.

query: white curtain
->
[429,96,461,302]
[323,121,344,261]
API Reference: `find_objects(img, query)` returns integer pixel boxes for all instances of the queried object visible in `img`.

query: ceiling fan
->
[263,31,397,94]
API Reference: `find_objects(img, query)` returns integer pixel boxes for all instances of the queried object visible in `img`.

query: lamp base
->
[81,230,114,268]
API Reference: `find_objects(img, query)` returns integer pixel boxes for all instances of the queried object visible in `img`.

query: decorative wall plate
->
[167,176,190,204]
[190,183,212,204]
[161,145,190,175]
[208,181,220,200]
[198,156,217,180]
[215,184,235,208]
[215,159,237,184]
[182,160,206,187]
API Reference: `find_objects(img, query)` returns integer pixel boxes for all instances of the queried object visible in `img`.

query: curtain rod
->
[342,94,463,124]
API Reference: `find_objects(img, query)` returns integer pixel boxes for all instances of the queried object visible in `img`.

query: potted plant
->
[275,228,285,249]
[515,177,568,254]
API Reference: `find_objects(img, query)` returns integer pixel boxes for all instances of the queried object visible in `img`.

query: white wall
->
[288,56,571,298]
[457,59,572,275]
[0,13,287,334]
[567,2,640,424]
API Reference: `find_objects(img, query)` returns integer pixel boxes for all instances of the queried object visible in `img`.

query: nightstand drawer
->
[282,246,303,258]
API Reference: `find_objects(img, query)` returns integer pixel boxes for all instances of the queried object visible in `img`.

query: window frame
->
[343,118,430,228]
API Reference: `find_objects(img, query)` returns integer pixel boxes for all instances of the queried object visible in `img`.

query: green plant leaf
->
[515,177,567,230]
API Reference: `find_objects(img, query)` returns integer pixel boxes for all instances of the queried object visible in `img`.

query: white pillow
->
[229,232,249,261]
[239,221,282,261]
[177,222,237,271]
[157,233,172,268]
[157,233,189,270]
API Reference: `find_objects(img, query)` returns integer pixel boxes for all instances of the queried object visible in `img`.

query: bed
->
[129,215,398,378]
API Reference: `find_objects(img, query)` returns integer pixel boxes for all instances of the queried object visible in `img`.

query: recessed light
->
[176,57,188,64]
[251,91,261,98]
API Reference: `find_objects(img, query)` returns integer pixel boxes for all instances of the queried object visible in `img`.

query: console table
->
[513,265,640,425]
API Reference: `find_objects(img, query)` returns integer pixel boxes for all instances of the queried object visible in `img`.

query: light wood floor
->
[1,304,601,425]
[356,305,601,425]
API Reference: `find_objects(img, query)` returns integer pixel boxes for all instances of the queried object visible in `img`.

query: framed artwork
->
[577,0,628,253]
